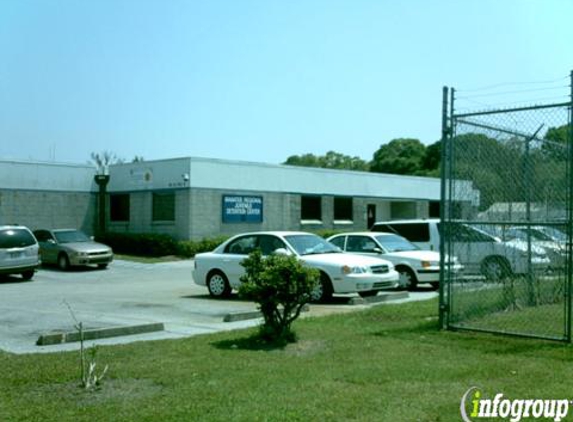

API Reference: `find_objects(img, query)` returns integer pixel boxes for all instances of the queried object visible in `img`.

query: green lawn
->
[1,299,573,422]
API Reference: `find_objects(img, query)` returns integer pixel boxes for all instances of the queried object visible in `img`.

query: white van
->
[0,225,41,280]
[371,219,550,280]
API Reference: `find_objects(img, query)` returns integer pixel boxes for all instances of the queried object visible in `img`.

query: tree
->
[284,151,369,171]
[239,250,319,344]
[90,151,124,174]
[370,138,426,175]
[540,125,569,161]
[421,140,441,176]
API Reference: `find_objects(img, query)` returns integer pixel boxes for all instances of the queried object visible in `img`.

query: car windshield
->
[375,234,418,252]
[541,227,567,242]
[284,234,340,256]
[54,230,90,243]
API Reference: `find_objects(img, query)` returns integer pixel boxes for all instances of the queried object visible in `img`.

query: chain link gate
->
[439,74,573,341]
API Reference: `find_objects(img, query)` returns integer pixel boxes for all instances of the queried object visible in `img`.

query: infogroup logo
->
[461,387,570,422]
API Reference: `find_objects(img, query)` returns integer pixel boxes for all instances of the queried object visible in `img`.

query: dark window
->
[257,235,287,255]
[334,197,353,220]
[373,223,430,242]
[152,192,175,221]
[329,236,346,249]
[224,235,258,255]
[110,194,130,222]
[33,230,53,243]
[429,201,440,218]
[0,228,36,248]
[301,196,322,220]
[346,235,378,253]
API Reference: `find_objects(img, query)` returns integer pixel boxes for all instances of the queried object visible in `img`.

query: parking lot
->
[0,259,437,354]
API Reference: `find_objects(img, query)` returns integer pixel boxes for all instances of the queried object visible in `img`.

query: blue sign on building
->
[222,195,263,223]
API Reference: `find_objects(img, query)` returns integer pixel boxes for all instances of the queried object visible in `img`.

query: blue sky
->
[0,0,571,165]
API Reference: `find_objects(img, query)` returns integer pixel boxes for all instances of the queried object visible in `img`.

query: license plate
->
[9,252,23,259]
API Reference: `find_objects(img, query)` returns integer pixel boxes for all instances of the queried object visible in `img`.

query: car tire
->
[397,266,417,291]
[430,282,439,290]
[207,271,232,298]
[58,254,70,271]
[481,256,510,282]
[310,272,333,303]
[21,271,34,281]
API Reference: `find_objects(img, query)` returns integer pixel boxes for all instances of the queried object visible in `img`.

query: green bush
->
[177,236,229,258]
[96,232,178,257]
[97,232,229,258]
[239,249,319,344]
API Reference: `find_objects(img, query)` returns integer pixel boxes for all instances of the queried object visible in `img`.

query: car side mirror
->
[47,239,56,245]
[273,248,291,256]
[372,247,383,254]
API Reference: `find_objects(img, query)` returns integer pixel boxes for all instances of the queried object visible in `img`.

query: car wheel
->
[207,271,232,298]
[97,263,108,269]
[481,257,510,281]
[397,267,417,291]
[58,254,70,271]
[310,273,333,303]
[430,282,439,290]
[21,271,34,281]
[358,290,378,298]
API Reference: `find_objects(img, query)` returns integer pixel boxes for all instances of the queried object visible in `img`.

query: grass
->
[449,275,567,339]
[2,299,573,421]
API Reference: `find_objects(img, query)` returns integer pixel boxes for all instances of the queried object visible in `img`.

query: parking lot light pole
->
[94,174,110,235]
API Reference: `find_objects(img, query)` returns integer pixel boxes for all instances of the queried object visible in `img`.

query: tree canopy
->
[284,151,369,171]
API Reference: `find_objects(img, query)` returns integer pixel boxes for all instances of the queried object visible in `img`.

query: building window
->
[152,192,175,221]
[334,197,353,221]
[110,194,130,222]
[429,201,440,218]
[301,196,322,221]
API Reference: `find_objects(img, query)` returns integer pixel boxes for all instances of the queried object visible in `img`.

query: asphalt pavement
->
[0,259,437,354]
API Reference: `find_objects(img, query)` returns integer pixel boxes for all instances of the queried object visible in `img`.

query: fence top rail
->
[453,101,571,119]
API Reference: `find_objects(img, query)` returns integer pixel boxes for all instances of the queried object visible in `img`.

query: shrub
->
[239,249,319,344]
[97,232,229,258]
[177,236,229,258]
[96,232,178,257]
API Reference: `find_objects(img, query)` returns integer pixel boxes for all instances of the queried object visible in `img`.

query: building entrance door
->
[367,204,376,229]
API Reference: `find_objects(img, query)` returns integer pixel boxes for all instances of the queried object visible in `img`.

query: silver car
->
[34,229,113,270]
[0,225,41,280]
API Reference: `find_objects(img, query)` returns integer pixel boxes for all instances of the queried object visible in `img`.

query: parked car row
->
[192,228,462,301]
[0,225,113,280]
[372,219,563,280]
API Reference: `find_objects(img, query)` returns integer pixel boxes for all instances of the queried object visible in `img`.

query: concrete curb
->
[223,304,310,323]
[36,322,165,346]
[223,291,409,322]
[349,291,410,305]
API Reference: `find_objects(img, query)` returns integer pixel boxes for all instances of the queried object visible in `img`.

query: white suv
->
[371,219,550,280]
[0,225,41,280]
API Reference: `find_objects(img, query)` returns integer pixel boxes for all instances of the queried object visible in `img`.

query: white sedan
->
[192,231,399,301]
[328,232,461,290]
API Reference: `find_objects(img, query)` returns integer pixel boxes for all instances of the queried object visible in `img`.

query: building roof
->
[108,156,447,201]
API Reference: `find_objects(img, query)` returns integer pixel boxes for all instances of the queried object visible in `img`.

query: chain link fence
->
[440,84,573,341]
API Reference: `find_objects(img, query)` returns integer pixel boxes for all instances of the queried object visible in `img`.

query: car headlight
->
[342,265,369,274]
[421,261,439,268]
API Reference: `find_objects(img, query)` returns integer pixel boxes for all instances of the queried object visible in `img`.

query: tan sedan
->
[33,229,113,270]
